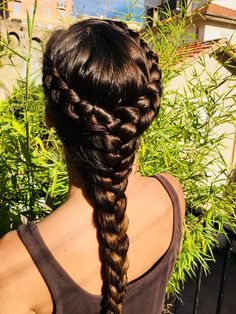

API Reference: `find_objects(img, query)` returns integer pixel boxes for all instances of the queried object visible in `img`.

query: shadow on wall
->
[0,31,44,99]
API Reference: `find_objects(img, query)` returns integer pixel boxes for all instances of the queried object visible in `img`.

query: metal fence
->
[165,170,236,314]
[170,236,236,314]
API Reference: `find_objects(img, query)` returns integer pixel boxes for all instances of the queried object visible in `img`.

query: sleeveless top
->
[17,174,182,314]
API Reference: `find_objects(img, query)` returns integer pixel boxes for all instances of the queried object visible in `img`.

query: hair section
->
[42,19,162,314]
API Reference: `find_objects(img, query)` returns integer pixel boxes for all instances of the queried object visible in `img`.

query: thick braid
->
[44,65,138,313]
[42,19,162,314]
[105,20,162,134]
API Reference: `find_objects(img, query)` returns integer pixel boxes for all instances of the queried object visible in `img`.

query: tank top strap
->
[17,222,66,308]
[151,174,182,243]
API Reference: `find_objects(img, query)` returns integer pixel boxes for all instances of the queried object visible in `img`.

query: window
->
[58,0,65,6]
[58,0,65,8]
[13,2,21,16]
[58,9,65,17]
[44,7,50,18]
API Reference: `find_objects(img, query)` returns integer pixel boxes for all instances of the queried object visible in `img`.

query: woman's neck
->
[66,161,141,202]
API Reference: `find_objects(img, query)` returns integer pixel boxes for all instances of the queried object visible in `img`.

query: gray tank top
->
[17,174,182,314]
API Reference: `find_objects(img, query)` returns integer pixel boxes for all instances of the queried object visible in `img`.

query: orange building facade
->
[5,0,73,27]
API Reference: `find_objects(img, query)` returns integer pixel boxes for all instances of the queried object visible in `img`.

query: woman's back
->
[0,173,184,314]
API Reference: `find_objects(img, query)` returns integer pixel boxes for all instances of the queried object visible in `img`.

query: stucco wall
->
[0,21,49,98]
[185,23,207,43]
[204,22,236,44]
[7,0,72,28]
[197,24,206,42]
[185,24,198,42]
[213,0,236,10]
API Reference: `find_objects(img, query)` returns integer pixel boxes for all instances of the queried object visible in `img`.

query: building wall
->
[203,22,236,44]
[184,24,198,42]
[0,21,50,98]
[197,24,206,42]
[184,23,207,43]
[7,0,72,28]
[213,0,236,10]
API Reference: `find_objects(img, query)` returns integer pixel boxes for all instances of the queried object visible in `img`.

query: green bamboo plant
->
[139,4,236,296]
[0,0,68,236]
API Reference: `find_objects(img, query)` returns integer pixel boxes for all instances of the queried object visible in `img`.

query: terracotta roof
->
[205,3,236,20]
[177,38,236,63]
[177,39,224,60]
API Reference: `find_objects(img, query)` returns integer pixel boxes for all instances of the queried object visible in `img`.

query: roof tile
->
[206,3,236,20]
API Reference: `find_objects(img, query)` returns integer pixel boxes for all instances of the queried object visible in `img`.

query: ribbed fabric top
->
[17,174,182,314]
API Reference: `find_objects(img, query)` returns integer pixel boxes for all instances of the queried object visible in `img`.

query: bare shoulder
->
[0,230,19,283]
[158,173,185,221]
[0,230,37,314]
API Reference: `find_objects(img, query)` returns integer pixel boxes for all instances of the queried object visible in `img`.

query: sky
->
[72,0,144,20]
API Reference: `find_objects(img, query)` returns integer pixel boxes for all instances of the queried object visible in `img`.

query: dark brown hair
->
[42,19,162,314]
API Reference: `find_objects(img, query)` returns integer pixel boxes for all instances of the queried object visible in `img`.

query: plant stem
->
[25,0,37,215]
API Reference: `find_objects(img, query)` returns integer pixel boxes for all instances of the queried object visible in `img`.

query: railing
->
[166,233,236,313]
[165,169,236,314]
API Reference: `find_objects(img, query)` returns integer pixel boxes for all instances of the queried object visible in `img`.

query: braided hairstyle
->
[42,19,162,314]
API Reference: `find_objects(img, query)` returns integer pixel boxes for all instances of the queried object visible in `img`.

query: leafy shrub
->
[139,5,236,295]
[0,84,67,236]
